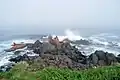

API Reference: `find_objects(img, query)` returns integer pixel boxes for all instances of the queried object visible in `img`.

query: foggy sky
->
[0,0,120,35]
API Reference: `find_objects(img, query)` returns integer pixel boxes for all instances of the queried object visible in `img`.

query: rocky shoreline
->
[1,39,120,72]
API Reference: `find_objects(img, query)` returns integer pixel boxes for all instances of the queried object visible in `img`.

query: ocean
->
[0,29,120,67]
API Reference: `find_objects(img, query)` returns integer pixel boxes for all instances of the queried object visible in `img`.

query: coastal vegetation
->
[0,62,120,80]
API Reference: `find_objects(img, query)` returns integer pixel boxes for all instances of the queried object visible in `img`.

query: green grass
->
[0,62,120,80]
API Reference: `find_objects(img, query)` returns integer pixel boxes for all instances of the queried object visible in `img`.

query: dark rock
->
[9,55,24,63]
[0,63,15,72]
[14,50,25,55]
[66,50,86,63]
[33,48,42,55]
[116,57,120,63]
[72,61,89,69]
[117,54,120,57]
[57,55,73,68]
[42,42,56,53]
[106,53,117,65]
[72,39,91,45]
[32,40,43,56]
[33,40,42,49]
[26,40,42,50]
[9,53,39,63]
[92,50,117,65]
[94,50,106,61]
[89,53,98,66]
[29,54,73,70]
[33,42,56,56]
[98,60,106,66]
[61,42,72,49]
[4,48,15,52]
[8,39,119,71]
[26,43,34,50]
[116,54,120,63]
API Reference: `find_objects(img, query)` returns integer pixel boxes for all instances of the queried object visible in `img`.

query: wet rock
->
[14,50,25,55]
[9,55,24,63]
[28,54,73,70]
[42,42,56,53]
[117,54,120,57]
[33,42,56,56]
[9,53,39,63]
[0,63,15,72]
[106,53,117,65]
[89,53,98,66]
[72,61,89,70]
[92,50,117,65]
[98,60,106,66]
[7,39,120,71]
[33,40,42,49]
[116,54,120,63]
[4,48,15,52]
[26,43,34,50]
[31,40,43,56]
[33,48,42,56]
[63,49,86,63]
[26,40,42,50]
[94,50,106,61]
[72,39,91,45]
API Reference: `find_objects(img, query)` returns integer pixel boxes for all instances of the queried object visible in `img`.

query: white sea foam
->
[52,29,84,41]
[51,30,120,57]
[0,52,14,66]
[0,39,36,67]
[64,29,83,40]
[0,30,120,68]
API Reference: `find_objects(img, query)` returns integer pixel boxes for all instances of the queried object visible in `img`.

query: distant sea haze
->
[0,27,120,40]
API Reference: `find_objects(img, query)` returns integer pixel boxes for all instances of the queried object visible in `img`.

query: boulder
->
[42,42,56,53]
[33,40,42,49]
[9,53,39,63]
[116,54,120,63]
[92,50,117,65]
[9,55,24,63]
[117,54,120,57]
[26,40,42,51]
[27,54,73,70]
[89,53,98,66]
[4,48,15,52]
[0,63,15,72]
[106,53,117,65]
[14,50,25,55]
[94,50,106,61]
[33,48,42,56]
[98,60,106,66]
[32,40,43,56]
[72,39,91,45]
[72,61,89,70]
[26,43,34,50]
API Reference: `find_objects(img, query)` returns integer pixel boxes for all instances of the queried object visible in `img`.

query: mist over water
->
[0,27,120,68]
[0,0,120,72]
[1,26,120,39]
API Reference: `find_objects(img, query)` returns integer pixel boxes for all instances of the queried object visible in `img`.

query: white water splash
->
[0,39,36,67]
[52,29,83,41]
[65,29,83,41]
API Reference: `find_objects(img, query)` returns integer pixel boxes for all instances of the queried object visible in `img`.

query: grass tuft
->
[0,63,120,80]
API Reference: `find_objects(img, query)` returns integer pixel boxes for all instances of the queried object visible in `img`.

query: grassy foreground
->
[0,62,120,80]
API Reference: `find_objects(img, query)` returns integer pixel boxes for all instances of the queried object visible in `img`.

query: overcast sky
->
[0,0,120,35]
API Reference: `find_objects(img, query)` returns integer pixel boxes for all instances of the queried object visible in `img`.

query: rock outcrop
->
[6,39,120,71]
[71,39,91,45]
[89,50,117,66]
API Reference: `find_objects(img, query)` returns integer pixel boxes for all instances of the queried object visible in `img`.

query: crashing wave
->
[51,29,84,41]
[0,29,120,68]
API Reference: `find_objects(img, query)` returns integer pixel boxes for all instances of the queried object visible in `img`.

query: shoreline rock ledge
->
[8,40,120,71]
[1,39,120,72]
